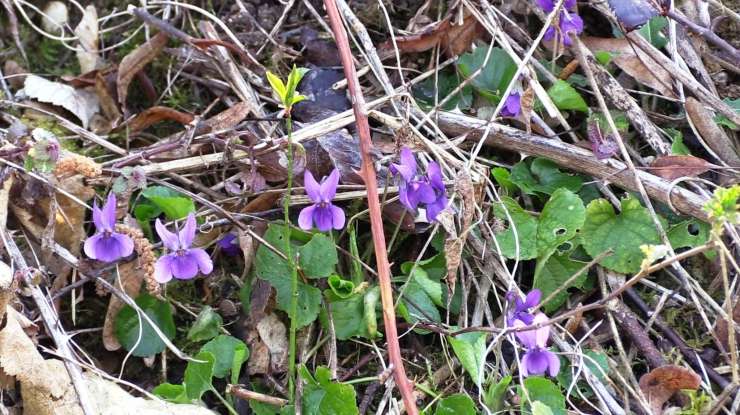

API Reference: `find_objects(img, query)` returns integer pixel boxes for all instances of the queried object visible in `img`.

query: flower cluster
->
[507,289,560,377]
[390,147,448,222]
[154,213,213,283]
[84,193,134,262]
[538,0,583,47]
[298,168,345,232]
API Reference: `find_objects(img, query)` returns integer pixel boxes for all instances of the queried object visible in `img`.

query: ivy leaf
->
[484,376,512,413]
[667,219,709,250]
[301,366,359,415]
[327,274,354,299]
[255,225,322,328]
[714,98,740,130]
[320,291,369,340]
[414,70,473,111]
[152,383,189,404]
[140,186,195,220]
[510,158,583,196]
[638,16,668,49]
[547,80,588,113]
[456,46,517,103]
[492,197,538,260]
[582,197,664,273]
[114,294,175,357]
[187,306,223,342]
[518,377,566,415]
[556,349,609,397]
[536,189,586,256]
[435,394,477,415]
[535,252,587,313]
[299,234,338,278]
[184,351,215,400]
[448,332,487,384]
[200,335,249,379]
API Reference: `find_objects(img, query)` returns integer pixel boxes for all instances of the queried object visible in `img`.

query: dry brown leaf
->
[256,312,288,374]
[203,102,250,131]
[95,69,121,123]
[74,5,98,74]
[117,32,168,113]
[685,97,740,167]
[649,155,714,180]
[23,75,100,128]
[384,11,482,57]
[715,299,740,353]
[102,260,144,351]
[125,106,194,133]
[581,36,675,98]
[638,365,701,415]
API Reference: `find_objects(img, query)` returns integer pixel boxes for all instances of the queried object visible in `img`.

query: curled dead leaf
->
[638,365,701,415]
[117,32,168,114]
[101,260,144,351]
[649,155,714,180]
[581,36,675,98]
[383,10,482,57]
[23,75,100,128]
[124,106,194,133]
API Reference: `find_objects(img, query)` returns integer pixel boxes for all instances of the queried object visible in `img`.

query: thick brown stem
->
[322,1,418,413]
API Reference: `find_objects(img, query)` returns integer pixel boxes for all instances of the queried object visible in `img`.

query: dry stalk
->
[323,1,418,413]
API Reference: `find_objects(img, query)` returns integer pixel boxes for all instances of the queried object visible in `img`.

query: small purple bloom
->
[424,162,447,222]
[514,312,560,377]
[507,289,541,326]
[298,169,345,232]
[538,0,576,12]
[154,213,213,283]
[390,148,436,212]
[84,193,134,263]
[217,233,240,256]
[501,92,522,118]
[544,11,584,46]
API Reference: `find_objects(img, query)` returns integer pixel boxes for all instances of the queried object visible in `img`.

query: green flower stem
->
[283,114,299,403]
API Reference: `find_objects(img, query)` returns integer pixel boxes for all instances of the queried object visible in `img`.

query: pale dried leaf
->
[74,6,98,74]
[23,75,100,128]
[256,312,288,373]
[649,155,714,180]
[582,37,675,98]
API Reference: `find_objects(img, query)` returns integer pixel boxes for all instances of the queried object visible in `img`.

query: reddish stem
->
[322,1,418,414]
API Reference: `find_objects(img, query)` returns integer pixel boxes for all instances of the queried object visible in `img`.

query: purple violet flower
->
[424,162,448,222]
[390,147,436,212]
[298,168,345,232]
[217,233,240,256]
[154,213,213,283]
[537,0,576,12]
[501,92,522,118]
[543,11,584,46]
[507,289,542,326]
[513,312,560,377]
[84,193,134,263]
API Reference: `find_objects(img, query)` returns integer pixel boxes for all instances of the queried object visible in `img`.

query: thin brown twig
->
[322,1,418,413]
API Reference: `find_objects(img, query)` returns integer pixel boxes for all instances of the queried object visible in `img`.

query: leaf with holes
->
[582,197,665,273]
[667,219,710,250]
[536,189,586,256]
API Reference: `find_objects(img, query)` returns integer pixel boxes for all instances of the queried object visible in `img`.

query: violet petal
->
[299,205,317,230]
[304,170,322,203]
[155,218,180,251]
